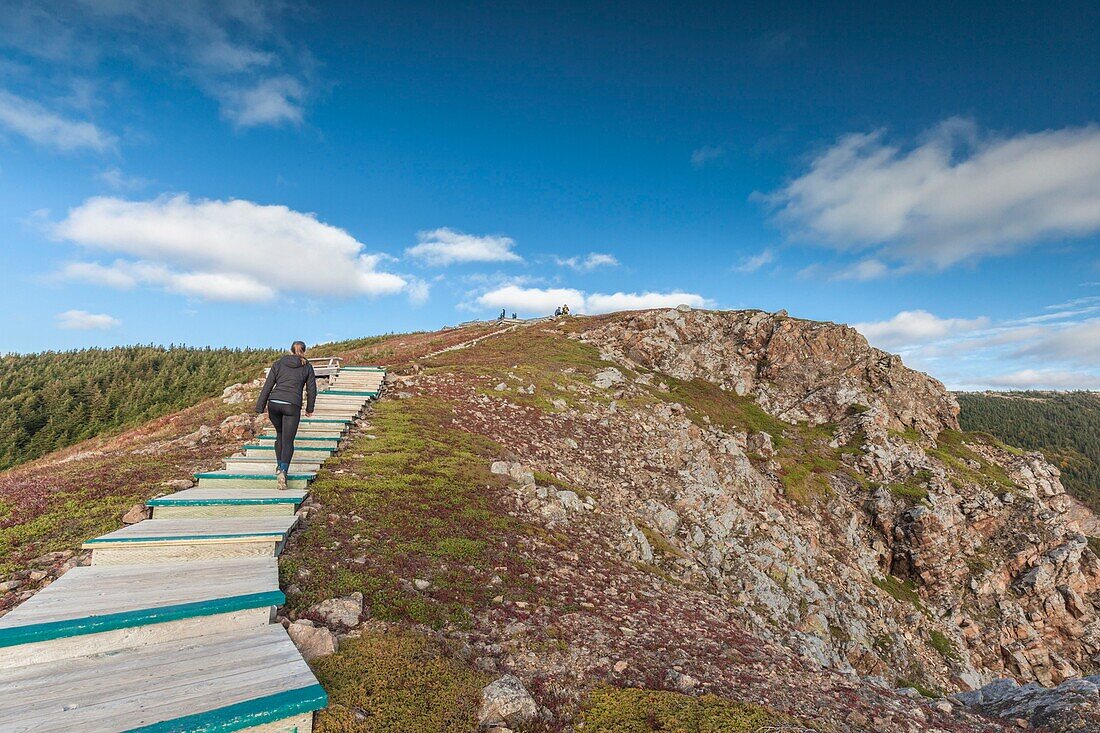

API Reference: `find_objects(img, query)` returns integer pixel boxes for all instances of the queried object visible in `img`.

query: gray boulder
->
[307,592,364,628]
[478,674,538,728]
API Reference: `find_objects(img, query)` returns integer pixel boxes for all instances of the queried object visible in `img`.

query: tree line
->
[957,391,1100,513]
[0,346,278,470]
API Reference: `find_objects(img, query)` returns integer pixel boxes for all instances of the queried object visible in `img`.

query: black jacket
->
[256,355,317,413]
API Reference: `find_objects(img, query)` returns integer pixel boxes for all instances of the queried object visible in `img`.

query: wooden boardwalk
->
[0,365,385,732]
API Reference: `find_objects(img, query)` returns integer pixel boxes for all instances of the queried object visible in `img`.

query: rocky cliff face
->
[577,308,1099,690]
[587,307,960,435]
[384,307,1100,730]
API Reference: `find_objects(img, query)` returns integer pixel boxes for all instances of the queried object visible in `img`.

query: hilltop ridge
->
[2,308,1099,732]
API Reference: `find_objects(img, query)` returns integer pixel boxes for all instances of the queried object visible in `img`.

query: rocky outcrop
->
[953,676,1100,732]
[398,308,1100,733]
[584,307,959,435]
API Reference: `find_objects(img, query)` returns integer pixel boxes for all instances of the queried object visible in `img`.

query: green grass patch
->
[312,630,487,733]
[282,396,540,628]
[580,687,805,732]
[894,678,941,699]
[927,430,1016,492]
[873,575,927,614]
[779,454,838,503]
[886,480,929,504]
[660,377,789,445]
[927,629,961,662]
[639,525,685,559]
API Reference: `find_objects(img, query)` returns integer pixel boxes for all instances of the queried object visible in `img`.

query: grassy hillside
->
[0,346,278,470]
[957,390,1100,513]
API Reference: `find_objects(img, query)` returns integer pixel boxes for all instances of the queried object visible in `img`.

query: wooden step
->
[241,443,334,454]
[83,516,298,565]
[250,438,339,451]
[0,559,281,668]
[307,408,363,418]
[243,447,334,459]
[252,435,339,443]
[260,427,344,438]
[224,458,323,474]
[195,472,313,491]
[0,625,326,733]
[149,488,308,519]
[339,366,385,371]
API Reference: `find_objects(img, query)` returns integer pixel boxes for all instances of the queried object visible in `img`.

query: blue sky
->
[1,1,1098,390]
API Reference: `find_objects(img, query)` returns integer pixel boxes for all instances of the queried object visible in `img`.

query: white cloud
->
[985,369,1100,390]
[1015,319,1100,366]
[691,145,725,167]
[219,76,304,128]
[407,228,522,266]
[0,89,115,151]
[733,249,774,273]
[97,167,150,190]
[474,285,710,316]
[834,258,891,281]
[58,260,139,289]
[54,194,406,302]
[853,310,990,349]
[0,1,313,131]
[406,278,431,305]
[555,252,620,271]
[477,286,585,315]
[585,291,710,313]
[56,309,120,330]
[765,119,1100,269]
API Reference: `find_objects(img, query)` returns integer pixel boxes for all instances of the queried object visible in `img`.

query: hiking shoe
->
[277,470,288,490]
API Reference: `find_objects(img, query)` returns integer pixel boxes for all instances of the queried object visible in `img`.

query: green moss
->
[887,480,929,504]
[873,575,927,614]
[281,396,541,628]
[312,631,487,733]
[639,525,685,559]
[894,678,941,699]
[928,430,1016,491]
[779,453,838,502]
[1089,536,1100,557]
[580,687,804,732]
[891,427,923,443]
[660,377,789,445]
[927,629,961,662]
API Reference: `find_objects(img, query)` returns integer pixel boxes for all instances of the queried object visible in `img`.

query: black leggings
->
[267,402,301,470]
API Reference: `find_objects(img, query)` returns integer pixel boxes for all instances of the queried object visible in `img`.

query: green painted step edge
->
[85,531,289,545]
[300,418,349,423]
[0,590,285,648]
[124,683,328,733]
[241,445,333,452]
[148,496,304,507]
[253,436,337,442]
[194,473,314,480]
[340,366,385,371]
[321,390,378,396]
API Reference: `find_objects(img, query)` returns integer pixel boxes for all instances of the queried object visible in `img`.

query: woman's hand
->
[305,412,313,418]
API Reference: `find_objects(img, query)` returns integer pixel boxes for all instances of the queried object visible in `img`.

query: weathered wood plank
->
[0,626,327,732]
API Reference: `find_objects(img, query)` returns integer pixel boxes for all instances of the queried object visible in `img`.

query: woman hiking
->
[256,341,318,489]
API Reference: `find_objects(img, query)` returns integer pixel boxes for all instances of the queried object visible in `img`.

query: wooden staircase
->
[0,364,386,732]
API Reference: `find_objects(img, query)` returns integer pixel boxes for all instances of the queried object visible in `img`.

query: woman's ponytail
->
[291,341,307,367]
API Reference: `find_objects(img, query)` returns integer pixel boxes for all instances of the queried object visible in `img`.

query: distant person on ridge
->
[256,341,317,489]
[554,306,562,317]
